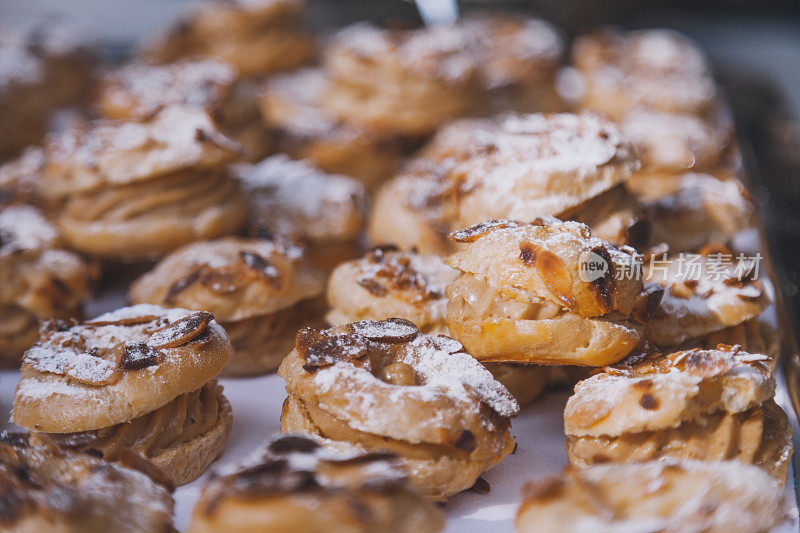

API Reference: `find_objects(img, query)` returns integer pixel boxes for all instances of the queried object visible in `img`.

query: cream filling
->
[50,382,223,459]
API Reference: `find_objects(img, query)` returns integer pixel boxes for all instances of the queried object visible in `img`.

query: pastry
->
[462,13,565,113]
[0,205,91,367]
[432,113,639,229]
[642,173,756,252]
[572,28,718,120]
[235,155,367,272]
[0,147,47,207]
[189,434,445,533]
[143,0,314,77]
[446,218,660,366]
[368,112,639,252]
[326,247,457,334]
[40,106,247,260]
[516,460,792,533]
[323,23,483,137]
[96,59,272,161]
[12,304,233,486]
[621,109,732,195]
[261,68,403,187]
[644,250,771,347]
[130,237,326,375]
[564,345,791,481]
[0,432,174,532]
[367,159,452,256]
[278,319,519,500]
[0,20,93,161]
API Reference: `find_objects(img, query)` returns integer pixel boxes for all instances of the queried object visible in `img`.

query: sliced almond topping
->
[147,311,213,349]
[536,250,576,309]
[449,219,521,243]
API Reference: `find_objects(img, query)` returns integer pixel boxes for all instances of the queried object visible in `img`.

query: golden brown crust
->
[485,363,550,407]
[0,433,174,532]
[143,0,314,77]
[564,346,775,438]
[278,320,519,499]
[189,434,445,533]
[12,304,231,433]
[516,460,791,533]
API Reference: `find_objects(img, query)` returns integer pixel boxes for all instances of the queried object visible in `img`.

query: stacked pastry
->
[517,460,792,533]
[0,20,94,161]
[96,59,272,161]
[234,154,368,272]
[31,106,247,260]
[12,304,233,486]
[445,218,660,367]
[368,112,641,254]
[143,0,314,78]
[0,205,91,366]
[189,435,445,532]
[0,433,175,532]
[279,318,519,500]
[564,345,792,481]
[130,237,326,375]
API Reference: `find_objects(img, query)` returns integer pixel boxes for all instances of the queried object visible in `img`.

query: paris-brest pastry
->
[39,105,248,260]
[445,217,661,367]
[516,460,792,533]
[323,22,483,137]
[0,205,91,367]
[564,345,792,481]
[143,0,314,77]
[12,304,233,486]
[368,112,641,254]
[130,237,326,375]
[0,432,175,532]
[279,319,520,500]
[188,434,445,533]
[234,154,368,272]
[261,68,403,188]
[96,59,273,161]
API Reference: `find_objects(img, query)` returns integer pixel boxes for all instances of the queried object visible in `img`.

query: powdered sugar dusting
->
[0,205,59,254]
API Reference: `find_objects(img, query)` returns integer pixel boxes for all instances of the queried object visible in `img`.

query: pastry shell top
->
[97,59,237,121]
[13,304,231,433]
[446,218,646,318]
[0,433,174,532]
[130,237,325,322]
[279,320,519,449]
[517,460,791,533]
[326,248,458,331]
[235,154,367,244]
[429,112,639,227]
[564,345,774,438]
[41,105,241,199]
